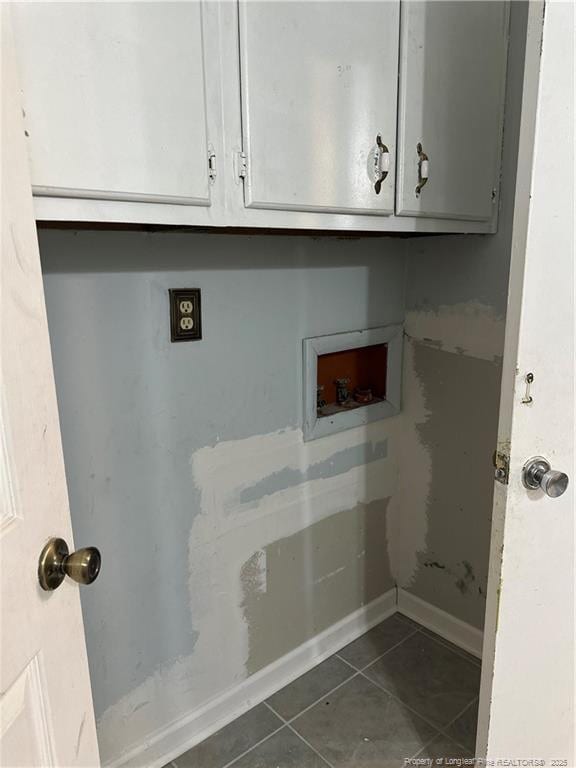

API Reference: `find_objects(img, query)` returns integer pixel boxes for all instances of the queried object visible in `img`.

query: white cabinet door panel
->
[397,1,509,221]
[11,2,211,205]
[239,1,399,216]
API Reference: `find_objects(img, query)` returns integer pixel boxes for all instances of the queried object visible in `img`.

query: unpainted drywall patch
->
[96,654,197,763]
[405,301,505,362]
[241,499,394,675]
[186,421,399,712]
[191,423,397,522]
[402,340,502,628]
[387,339,432,586]
[239,440,388,504]
[242,549,267,596]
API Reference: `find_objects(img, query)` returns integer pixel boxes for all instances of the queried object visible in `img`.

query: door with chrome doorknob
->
[522,457,569,498]
[477,3,574,760]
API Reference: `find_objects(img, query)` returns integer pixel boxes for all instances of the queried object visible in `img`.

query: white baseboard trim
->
[397,588,483,659]
[106,587,397,768]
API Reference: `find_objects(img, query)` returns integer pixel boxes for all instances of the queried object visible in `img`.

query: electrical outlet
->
[169,289,202,342]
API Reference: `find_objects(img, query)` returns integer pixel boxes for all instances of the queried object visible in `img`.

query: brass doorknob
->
[38,537,101,591]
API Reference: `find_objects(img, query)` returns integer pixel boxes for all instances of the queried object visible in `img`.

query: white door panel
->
[0,10,99,767]
[479,1,574,759]
[11,2,211,205]
[239,1,399,215]
[397,1,509,221]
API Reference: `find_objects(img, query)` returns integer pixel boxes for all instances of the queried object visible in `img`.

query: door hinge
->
[235,151,247,180]
[208,148,217,182]
[493,449,510,485]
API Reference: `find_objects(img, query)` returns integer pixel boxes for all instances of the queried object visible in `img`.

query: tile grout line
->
[334,626,420,674]
[434,728,476,757]
[357,627,420,671]
[268,669,360,726]
[357,668,478,741]
[333,653,358,672]
[277,628,421,728]
[398,622,482,753]
[285,722,335,768]
[411,732,448,760]
[442,694,479,731]
[436,731,476,756]
[410,695,479,763]
[440,712,476,753]
[395,610,482,666]
[350,620,481,753]
[408,732,444,761]
[264,702,335,768]
[414,626,482,667]
[219,721,286,768]
[356,664,479,757]
[433,695,480,755]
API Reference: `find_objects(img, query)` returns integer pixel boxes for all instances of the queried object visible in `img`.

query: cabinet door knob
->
[522,457,569,498]
[38,537,101,591]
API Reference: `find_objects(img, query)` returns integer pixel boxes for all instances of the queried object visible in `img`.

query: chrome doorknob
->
[38,537,101,591]
[522,457,569,498]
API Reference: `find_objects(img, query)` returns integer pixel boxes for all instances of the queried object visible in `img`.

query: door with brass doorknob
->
[38,538,102,591]
[0,14,100,767]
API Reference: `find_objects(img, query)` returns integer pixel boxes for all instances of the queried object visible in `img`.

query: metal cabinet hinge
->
[235,151,247,180]
[208,148,217,181]
[493,450,510,485]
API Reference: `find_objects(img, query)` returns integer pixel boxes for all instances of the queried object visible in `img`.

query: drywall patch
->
[191,423,398,525]
[402,341,501,629]
[242,550,267,596]
[239,440,388,505]
[186,421,399,717]
[405,301,505,362]
[386,339,432,586]
[96,654,197,764]
[241,499,394,675]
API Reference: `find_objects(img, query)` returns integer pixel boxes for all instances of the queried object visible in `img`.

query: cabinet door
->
[11,2,212,206]
[238,1,400,216]
[396,2,509,221]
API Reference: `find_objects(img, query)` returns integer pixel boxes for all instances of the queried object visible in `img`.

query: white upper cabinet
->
[10,1,511,232]
[11,2,213,206]
[396,2,509,221]
[237,1,400,216]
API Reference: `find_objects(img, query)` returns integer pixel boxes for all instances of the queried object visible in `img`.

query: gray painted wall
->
[39,231,406,762]
[396,1,528,628]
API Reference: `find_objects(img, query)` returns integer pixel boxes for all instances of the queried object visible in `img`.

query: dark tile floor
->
[167,613,480,768]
